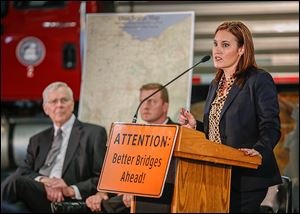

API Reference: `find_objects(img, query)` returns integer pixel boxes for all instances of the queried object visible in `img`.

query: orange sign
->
[97,122,179,197]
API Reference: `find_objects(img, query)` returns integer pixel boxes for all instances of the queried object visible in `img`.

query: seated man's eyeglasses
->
[48,98,70,105]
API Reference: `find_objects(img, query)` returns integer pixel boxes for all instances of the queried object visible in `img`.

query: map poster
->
[79,12,195,132]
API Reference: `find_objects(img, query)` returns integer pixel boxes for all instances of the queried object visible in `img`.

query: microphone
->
[132,55,211,123]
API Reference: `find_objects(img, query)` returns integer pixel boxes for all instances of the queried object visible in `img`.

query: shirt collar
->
[162,117,169,124]
[145,117,169,125]
[53,114,76,135]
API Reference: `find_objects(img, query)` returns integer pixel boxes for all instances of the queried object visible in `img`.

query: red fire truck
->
[1,1,106,103]
[1,1,114,169]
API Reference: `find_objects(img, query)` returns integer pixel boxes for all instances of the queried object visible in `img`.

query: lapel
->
[204,82,218,115]
[219,82,241,120]
[36,128,54,170]
[62,119,82,175]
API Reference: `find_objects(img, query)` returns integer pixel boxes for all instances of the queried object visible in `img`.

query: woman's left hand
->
[239,148,262,158]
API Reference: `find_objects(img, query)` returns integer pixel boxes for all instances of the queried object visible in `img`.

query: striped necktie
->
[39,128,63,176]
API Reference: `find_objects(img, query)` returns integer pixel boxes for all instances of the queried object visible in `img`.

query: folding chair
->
[260,176,292,213]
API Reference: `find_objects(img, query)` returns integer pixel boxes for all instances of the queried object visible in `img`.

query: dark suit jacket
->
[198,68,282,191]
[16,119,107,200]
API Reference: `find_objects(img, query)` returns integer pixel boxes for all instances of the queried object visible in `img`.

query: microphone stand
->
[132,56,210,123]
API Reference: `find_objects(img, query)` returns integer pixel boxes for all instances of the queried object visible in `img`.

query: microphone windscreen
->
[201,55,211,63]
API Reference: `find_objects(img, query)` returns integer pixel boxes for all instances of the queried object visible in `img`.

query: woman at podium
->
[178,21,281,213]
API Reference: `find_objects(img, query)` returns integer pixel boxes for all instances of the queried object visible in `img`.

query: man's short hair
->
[140,83,169,103]
[43,82,73,104]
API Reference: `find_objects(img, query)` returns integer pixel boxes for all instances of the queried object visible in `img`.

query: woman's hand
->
[178,108,197,129]
[239,148,262,158]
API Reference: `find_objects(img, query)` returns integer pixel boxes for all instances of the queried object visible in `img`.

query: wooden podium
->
[99,122,261,213]
[170,126,261,213]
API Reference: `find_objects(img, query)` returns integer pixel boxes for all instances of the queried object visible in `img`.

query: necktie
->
[39,128,63,176]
